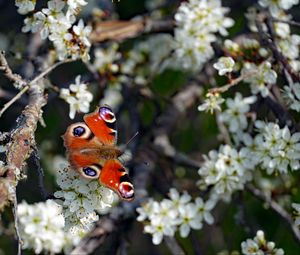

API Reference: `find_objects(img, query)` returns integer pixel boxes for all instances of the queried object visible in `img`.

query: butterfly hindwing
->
[100,159,134,201]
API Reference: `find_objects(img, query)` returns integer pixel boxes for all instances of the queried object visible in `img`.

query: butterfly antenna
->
[125,131,139,147]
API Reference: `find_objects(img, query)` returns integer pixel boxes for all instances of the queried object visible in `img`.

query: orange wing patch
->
[84,106,117,146]
[100,160,134,201]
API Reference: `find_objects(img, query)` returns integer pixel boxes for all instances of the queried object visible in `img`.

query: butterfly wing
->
[62,122,104,179]
[100,159,134,201]
[84,106,117,146]
[62,106,134,201]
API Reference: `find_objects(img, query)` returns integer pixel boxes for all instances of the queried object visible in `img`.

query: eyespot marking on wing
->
[99,106,116,123]
[81,165,102,179]
[119,182,134,200]
[68,123,93,140]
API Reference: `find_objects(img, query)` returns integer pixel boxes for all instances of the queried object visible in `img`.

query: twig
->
[30,59,72,85]
[264,92,293,128]
[12,191,22,255]
[209,71,257,94]
[0,51,27,87]
[271,17,300,28]
[0,58,71,118]
[164,236,185,255]
[265,15,300,82]
[0,86,29,118]
[246,184,300,244]
[255,13,300,82]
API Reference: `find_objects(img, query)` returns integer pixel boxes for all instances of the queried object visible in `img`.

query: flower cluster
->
[250,121,300,174]
[241,230,284,255]
[18,0,91,60]
[54,167,116,234]
[174,0,234,71]
[198,145,254,201]
[17,200,81,254]
[60,75,93,119]
[218,93,256,134]
[137,188,216,245]
[198,120,300,200]
[292,202,300,226]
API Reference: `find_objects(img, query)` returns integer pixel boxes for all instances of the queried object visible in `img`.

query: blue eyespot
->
[73,126,85,137]
[83,167,97,177]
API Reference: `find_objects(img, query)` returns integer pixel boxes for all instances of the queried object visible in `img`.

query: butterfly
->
[62,105,134,201]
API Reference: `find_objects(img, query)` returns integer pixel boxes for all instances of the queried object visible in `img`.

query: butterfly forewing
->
[84,106,117,146]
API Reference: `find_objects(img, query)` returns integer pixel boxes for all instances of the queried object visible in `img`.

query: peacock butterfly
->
[62,105,134,201]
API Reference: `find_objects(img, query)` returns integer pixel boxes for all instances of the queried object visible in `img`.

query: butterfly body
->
[62,106,134,201]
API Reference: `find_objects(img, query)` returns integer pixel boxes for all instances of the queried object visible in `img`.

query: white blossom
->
[198,93,225,114]
[144,217,175,245]
[213,57,235,76]
[178,203,202,237]
[17,200,82,254]
[54,167,116,233]
[173,0,234,71]
[253,121,300,174]
[137,189,215,245]
[242,61,277,97]
[19,0,91,61]
[15,0,36,14]
[241,230,284,255]
[198,145,254,201]
[224,39,240,53]
[194,197,216,224]
[219,93,256,133]
[60,75,93,119]
[67,0,87,13]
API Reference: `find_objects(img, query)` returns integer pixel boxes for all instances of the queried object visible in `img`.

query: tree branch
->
[164,236,185,255]
[0,51,27,87]
[246,184,300,244]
